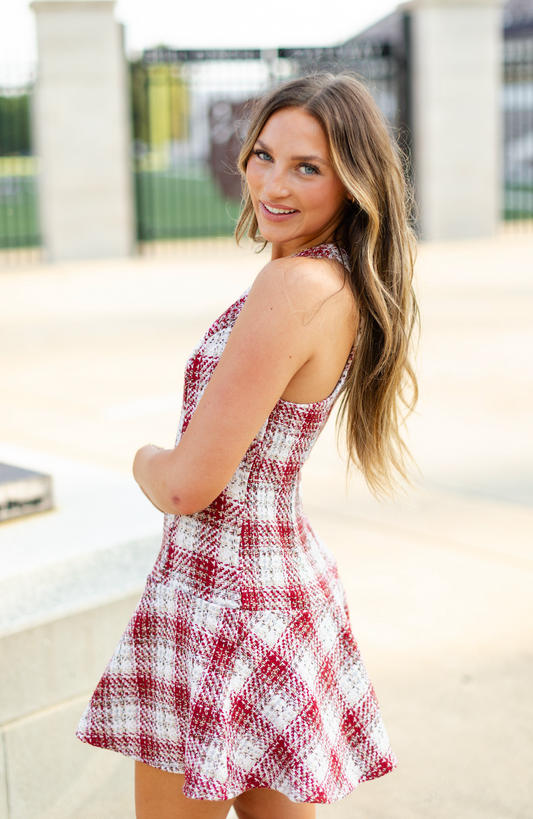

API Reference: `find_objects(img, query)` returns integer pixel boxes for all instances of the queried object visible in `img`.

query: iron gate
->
[0,66,42,264]
[503,34,533,225]
[130,35,411,250]
[1,17,531,265]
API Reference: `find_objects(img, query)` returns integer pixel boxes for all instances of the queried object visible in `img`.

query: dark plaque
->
[0,463,54,523]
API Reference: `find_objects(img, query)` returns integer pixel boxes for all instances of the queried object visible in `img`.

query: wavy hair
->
[235,72,419,497]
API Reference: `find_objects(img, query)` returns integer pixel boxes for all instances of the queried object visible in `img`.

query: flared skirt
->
[76,575,397,803]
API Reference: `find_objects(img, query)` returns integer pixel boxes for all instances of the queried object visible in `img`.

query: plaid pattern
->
[77,244,397,803]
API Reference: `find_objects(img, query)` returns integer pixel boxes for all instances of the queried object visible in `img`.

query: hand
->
[133,444,166,513]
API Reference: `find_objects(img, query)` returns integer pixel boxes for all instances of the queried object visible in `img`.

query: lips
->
[260,201,299,220]
[263,203,296,215]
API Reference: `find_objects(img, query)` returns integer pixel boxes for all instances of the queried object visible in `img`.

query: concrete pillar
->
[407,0,502,240]
[31,1,134,261]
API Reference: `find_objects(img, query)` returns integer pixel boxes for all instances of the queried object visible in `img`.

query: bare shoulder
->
[248,253,355,320]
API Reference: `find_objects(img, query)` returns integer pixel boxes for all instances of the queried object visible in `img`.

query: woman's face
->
[245,107,348,258]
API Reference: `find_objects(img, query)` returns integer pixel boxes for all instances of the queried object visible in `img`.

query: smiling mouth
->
[262,202,297,215]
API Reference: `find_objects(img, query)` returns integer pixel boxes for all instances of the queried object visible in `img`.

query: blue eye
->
[301,164,318,176]
[254,150,272,162]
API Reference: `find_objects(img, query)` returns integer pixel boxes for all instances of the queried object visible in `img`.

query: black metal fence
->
[0,66,42,264]
[131,40,410,252]
[503,34,533,226]
[1,18,530,265]
[131,49,265,247]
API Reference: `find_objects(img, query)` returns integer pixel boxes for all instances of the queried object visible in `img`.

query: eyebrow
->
[255,139,329,166]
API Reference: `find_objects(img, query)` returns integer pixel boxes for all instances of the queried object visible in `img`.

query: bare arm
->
[133,256,352,515]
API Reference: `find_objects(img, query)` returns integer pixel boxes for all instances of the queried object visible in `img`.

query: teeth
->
[264,203,296,214]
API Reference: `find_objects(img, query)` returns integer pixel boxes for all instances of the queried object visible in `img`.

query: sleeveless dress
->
[76,243,397,804]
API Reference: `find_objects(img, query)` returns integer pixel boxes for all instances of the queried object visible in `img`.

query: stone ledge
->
[0,535,160,633]
[0,536,159,726]
[0,590,144,727]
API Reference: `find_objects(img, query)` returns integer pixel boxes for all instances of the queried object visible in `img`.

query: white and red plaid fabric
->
[77,244,397,803]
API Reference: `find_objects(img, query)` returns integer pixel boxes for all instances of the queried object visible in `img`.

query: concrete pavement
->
[0,233,532,818]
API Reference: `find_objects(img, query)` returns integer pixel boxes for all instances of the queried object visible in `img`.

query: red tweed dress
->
[77,243,397,803]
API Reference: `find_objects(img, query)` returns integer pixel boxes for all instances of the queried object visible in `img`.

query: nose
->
[262,164,291,201]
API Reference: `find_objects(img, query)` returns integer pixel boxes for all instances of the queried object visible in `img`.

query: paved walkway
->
[1,233,532,818]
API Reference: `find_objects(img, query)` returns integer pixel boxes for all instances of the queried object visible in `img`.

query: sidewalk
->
[0,234,532,819]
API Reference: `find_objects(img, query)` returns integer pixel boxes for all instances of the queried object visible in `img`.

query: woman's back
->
[156,243,355,611]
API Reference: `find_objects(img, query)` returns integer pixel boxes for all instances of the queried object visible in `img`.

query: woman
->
[77,72,418,819]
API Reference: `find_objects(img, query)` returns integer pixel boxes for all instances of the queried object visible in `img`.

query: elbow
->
[168,494,197,517]
[166,489,217,517]
[164,491,192,516]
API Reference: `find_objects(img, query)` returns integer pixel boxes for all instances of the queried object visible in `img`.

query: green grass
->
[504,183,533,221]
[0,168,241,250]
[0,174,40,249]
[4,172,530,246]
[134,170,242,240]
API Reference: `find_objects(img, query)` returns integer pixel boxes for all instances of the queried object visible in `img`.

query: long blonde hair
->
[235,73,419,497]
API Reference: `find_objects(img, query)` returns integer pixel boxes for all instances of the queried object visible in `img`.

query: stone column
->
[407,0,502,240]
[31,1,134,261]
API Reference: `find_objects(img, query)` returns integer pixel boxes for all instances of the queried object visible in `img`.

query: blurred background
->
[0,0,531,261]
[0,1,532,819]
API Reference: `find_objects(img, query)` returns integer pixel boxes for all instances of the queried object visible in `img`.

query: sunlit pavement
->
[1,233,532,819]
